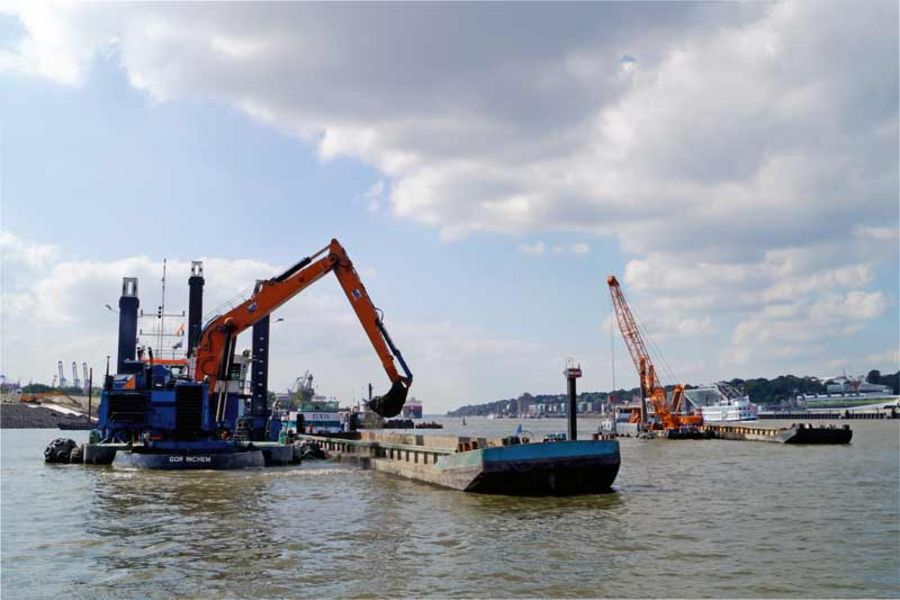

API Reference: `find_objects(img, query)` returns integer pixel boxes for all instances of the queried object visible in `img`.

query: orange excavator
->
[607,275,701,431]
[190,239,412,419]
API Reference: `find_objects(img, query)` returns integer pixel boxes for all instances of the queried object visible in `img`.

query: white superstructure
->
[684,382,759,422]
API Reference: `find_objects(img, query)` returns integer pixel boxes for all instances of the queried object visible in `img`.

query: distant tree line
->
[725,375,826,406]
[446,370,900,415]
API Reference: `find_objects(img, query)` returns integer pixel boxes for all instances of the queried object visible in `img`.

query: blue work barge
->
[81,264,293,469]
[60,243,621,495]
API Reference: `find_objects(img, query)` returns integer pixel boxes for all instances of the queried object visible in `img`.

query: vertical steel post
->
[564,361,582,441]
[187,261,205,356]
[251,315,270,439]
[87,368,93,422]
[117,278,139,373]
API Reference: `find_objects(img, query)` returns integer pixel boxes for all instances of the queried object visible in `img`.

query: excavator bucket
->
[366,380,409,418]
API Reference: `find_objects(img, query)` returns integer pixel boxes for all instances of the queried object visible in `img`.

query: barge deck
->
[298,431,620,495]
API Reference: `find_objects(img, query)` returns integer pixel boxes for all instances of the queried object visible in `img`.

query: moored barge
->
[298,431,620,495]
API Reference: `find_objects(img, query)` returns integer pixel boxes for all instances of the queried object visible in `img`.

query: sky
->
[0,2,897,412]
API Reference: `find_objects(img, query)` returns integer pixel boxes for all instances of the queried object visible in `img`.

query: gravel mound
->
[0,404,92,429]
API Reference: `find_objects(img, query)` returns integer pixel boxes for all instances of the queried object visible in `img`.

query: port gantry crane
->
[57,361,67,388]
[607,275,701,432]
[71,362,80,390]
[82,362,90,393]
[190,239,413,420]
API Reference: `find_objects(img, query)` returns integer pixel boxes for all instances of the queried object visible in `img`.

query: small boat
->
[461,417,467,426]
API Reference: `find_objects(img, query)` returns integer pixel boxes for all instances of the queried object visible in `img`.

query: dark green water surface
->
[2,419,897,598]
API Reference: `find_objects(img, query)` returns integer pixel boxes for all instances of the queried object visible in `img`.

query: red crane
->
[607,275,701,431]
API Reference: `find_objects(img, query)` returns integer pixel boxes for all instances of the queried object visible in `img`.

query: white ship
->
[684,382,759,422]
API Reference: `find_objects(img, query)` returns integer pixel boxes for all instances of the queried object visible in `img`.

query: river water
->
[2,419,898,598]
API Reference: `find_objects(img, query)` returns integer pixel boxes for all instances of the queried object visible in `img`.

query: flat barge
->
[297,431,620,495]
[701,422,852,444]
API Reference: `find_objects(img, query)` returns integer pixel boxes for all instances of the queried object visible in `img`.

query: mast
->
[159,259,167,356]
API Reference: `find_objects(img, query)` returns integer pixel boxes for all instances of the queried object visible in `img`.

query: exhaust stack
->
[116,277,139,373]
[187,261,204,355]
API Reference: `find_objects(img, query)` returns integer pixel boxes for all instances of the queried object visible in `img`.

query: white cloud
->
[0,232,59,273]
[517,241,545,256]
[5,3,893,248]
[0,232,561,411]
[518,241,589,256]
[809,291,889,321]
[358,180,386,213]
[1,2,896,385]
[864,348,900,370]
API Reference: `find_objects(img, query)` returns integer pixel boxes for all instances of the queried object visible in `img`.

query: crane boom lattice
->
[606,275,701,431]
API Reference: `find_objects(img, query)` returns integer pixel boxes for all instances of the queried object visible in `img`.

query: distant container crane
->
[71,361,81,390]
[83,362,90,393]
[57,361,67,388]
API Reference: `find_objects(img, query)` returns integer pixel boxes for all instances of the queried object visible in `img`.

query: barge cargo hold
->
[298,431,620,495]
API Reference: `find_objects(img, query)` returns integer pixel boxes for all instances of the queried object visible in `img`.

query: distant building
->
[517,393,534,416]
[825,376,892,395]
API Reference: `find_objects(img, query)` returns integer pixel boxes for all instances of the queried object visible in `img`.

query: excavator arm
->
[192,239,412,418]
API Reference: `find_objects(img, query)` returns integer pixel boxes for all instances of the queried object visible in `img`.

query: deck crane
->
[191,239,413,419]
[606,275,701,432]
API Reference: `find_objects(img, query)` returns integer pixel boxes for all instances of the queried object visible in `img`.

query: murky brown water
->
[2,419,898,598]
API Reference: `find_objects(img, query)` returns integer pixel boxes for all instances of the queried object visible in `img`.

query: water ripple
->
[2,421,899,598]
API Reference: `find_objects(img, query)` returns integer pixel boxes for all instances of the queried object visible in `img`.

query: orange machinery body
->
[608,275,702,430]
[191,239,412,418]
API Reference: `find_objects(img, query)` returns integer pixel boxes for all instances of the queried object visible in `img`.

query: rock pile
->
[0,404,91,429]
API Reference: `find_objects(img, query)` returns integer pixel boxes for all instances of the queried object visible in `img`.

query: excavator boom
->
[192,239,412,418]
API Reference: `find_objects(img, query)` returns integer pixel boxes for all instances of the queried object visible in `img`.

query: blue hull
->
[437,440,621,495]
[113,449,266,470]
